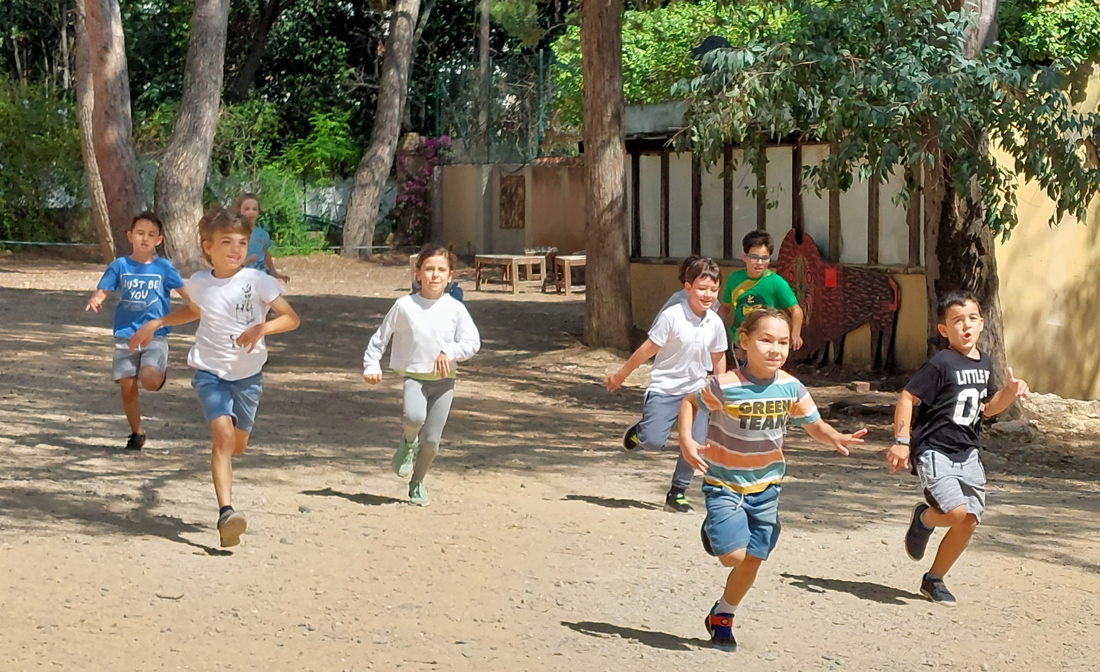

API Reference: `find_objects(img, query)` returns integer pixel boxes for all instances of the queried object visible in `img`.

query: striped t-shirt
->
[695,370,820,494]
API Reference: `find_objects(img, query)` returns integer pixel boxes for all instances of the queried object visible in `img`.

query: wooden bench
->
[474,254,548,294]
[551,254,586,296]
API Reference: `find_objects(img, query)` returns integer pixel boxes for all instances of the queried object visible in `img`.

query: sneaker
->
[920,573,957,607]
[700,523,716,557]
[217,509,247,548]
[409,480,430,507]
[904,503,933,561]
[392,436,419,478]
[622,421,641,451]
[705,602,737,651]
[124,433,146,451]
[664,488,694,514]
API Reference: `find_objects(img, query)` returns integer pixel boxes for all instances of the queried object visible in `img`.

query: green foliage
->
[491,0,547,47]
[550,0,799,128]
[0,77,82,242]
[1000,0,1100,66]
[278,110,360,180]
[675,0,1100,240]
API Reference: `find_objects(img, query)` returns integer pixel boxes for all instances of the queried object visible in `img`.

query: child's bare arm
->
[86,289,109,312]
[711,351,727,375]
[174,286,192,304]
[678,395,708,472]
[129,305,201,350]
[887,390,918,473]
[983,367,1029,417]
[606,339,661,391]
[236,296,299,353]
[803,419,866,456]
[264,251,290,283]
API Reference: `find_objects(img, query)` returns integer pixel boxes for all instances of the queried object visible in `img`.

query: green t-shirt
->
[720,269,798,334]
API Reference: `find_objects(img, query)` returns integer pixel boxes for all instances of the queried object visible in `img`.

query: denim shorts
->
[191,370,263,433]
[702,482,782,560]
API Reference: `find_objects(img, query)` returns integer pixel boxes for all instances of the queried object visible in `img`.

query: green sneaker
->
[409,480,430,507]
[392,436,419,477]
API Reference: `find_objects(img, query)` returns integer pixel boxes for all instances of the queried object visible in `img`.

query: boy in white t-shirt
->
[607,257,728,513]
[131,207,300,548]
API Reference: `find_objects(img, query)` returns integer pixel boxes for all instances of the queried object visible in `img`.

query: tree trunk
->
[74,0,114,263]
[580,0,632,350]
[924,0,1009,387]
[341,0,422,260]
[84,0,146,257]
[154,0,230,271]
[225,0,292,102]
[476,0,491,162]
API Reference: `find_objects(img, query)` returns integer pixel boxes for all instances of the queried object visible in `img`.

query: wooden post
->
[723,145,734,260]
[868,174,880,265]
[691,154,702,255]
[631,149,641,258]
[755,159,767,231]
[660,150,670,258]
[792,141,804,238]
[907,164,922,267]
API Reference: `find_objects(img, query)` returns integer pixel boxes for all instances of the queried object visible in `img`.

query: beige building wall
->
[995,63,1100,398]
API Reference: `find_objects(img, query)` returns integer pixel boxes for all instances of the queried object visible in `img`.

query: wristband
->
[893,437,910,446]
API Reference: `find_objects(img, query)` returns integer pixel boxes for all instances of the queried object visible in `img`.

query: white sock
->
[716,597,737,615]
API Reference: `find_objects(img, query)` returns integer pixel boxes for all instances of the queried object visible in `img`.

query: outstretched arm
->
[86,289,109,312]
[887,390,918,473]
[363,303,400,382]
[264,251,290,283]
[983,367,1029,418]
[803,419,866,456]
[606,339,661,391]
[678,395,709,473]
[129,304,201,350]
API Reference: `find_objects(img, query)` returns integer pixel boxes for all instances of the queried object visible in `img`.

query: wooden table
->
[552,254,586,296]
[474,254,547,294]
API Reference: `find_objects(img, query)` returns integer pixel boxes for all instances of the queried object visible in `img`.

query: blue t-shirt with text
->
[246,227,273,272]
[96,256,185,339]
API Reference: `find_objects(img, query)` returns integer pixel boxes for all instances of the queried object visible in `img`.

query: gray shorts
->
[916,448,986,522]
[112,337,169,381]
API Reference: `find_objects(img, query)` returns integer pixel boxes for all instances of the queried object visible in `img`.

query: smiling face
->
[127,219,163,260]
[742,244,772,279]
[415,253,453,299]
[238,198,260,226]
[203,230,250,277]
[739,315,791,378]
[938,300,984,357]
[684,274,720,316]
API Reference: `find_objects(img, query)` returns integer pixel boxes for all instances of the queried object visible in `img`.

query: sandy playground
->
[0,253,1098,671]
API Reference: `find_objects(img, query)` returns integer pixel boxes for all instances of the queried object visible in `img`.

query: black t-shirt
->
[905,348,999,461]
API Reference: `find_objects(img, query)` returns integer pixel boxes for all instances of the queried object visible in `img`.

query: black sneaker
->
[125,433,146,451]
[664,489,694,514]
[622,421,641,451]
[701,523,716,556]
[920,573,957,607]
[904,503,933,561]
[217,509,248,548]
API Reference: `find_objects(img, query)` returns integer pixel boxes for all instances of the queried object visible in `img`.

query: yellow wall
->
[993,63,1100,398]
[629,263,929,371]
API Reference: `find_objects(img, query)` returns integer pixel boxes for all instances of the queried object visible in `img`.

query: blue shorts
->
[702,482,782,560]
[191,370,263,433]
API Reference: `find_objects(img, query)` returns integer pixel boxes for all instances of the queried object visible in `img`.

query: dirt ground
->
[1,252,1098,672]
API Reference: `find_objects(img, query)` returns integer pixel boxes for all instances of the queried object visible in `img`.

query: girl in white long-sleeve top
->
[363,244,481,506]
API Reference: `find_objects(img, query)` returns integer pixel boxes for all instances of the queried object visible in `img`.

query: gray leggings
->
[402,377,456,481]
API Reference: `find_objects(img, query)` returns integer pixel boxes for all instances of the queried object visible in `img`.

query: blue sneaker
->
[705,602,737,651]
[392,436,419,478]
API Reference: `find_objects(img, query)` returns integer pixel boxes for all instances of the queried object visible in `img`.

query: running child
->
[718,231,804,361]
[608,257,728,514]
[131,207,300,547]
[887,291,1029,606]
[363,243,481,507]
[679,308,866,650]
[86,211,188,451]
[236,193,290,283]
